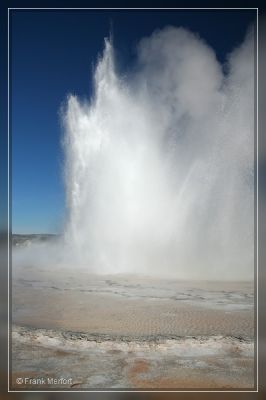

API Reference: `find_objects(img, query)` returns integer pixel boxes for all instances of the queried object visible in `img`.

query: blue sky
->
[11,9,256,234]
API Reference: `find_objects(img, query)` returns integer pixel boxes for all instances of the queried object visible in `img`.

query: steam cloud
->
[60,26,254,280]
[14,26,255,280]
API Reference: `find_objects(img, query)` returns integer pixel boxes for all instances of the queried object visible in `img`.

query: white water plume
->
[59,26,254,280]
[13,26,254,281]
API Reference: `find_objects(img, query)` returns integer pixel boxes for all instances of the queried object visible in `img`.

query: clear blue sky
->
[11,9,256,234]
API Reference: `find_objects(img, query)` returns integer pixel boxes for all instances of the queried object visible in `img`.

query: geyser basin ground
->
[12,264,254,389]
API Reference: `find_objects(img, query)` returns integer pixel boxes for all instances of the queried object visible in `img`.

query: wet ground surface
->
[11,266,255,390]
[12,325,254,390]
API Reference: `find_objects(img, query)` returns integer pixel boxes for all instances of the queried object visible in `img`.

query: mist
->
[14,26,255,280]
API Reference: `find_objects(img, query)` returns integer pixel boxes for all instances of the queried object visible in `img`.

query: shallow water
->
[11,266,255,389]
[12,266,254,337]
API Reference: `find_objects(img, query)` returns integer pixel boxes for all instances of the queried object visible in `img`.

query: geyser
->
[60,26,254,280]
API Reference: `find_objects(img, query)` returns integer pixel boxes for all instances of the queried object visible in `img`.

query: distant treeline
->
[12,234,60,247]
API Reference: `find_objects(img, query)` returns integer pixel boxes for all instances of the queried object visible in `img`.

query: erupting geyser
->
[11,22,256,392]
[60,26,254,279]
